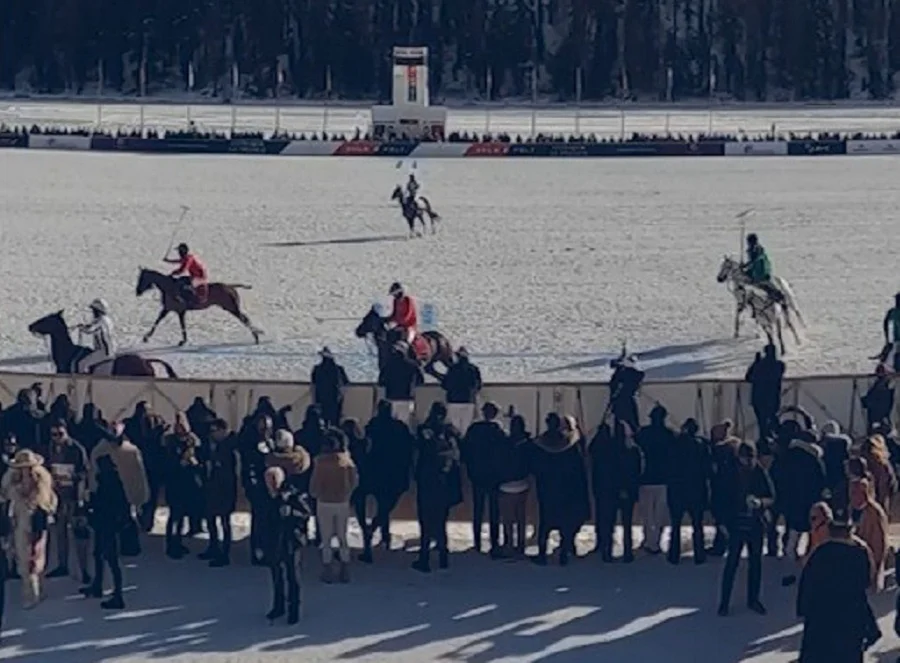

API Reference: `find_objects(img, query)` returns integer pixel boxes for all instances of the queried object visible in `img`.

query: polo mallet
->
[162,205,191,259]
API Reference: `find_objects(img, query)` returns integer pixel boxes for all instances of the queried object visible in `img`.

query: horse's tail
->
[419,197,440,221]
[777,277,805,327]
[148,359,178,379]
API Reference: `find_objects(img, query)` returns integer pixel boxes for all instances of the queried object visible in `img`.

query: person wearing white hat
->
[75,298,117,374]
[1,450,57,608]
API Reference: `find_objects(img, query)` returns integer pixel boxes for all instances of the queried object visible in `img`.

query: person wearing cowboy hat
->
[75,298,116,374]
[311,347,349,427]
[1,449,57,609]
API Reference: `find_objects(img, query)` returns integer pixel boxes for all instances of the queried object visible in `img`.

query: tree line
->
[0,0,897,102]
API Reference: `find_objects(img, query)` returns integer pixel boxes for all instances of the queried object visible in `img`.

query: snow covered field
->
[2,514,899,663]
[0,149,895,383]
[5,99,900,138]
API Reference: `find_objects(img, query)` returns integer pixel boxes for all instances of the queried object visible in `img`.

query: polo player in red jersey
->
[384,282,418,347]
[164,242,208,306]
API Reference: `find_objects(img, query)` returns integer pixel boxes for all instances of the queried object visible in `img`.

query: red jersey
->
[390,295,417,330]
[173,254,207,282]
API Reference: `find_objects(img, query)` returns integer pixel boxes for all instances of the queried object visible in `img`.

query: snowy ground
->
[5,100,900,138]
[0,149,895,382]
[2,513,899,663]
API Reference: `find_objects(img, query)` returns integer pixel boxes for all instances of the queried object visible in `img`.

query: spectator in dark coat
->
[496,415,531,558]
[378,346,423,425]
[73,403,108,455]
[47,395,77,436]
[709,429,739,555]
[0,390,44,454]
[82,455,131,610]
[294,405,327,545]
[461,401,506,557]
[528,413,590,566]
[667,418,711,565]
[185,397,218,443]
[771,431,827,585]
[819,421,851,512]
[798,514,881,663]
[441,347,482,433]
[360,400,414,562]
[590,420,643,563]
[718,440,775,617]
[608,355,644,433]
[745,344,785,443]
[636,404,675,554]
[262,465,311,626]
[311,347,350,427]
[163,413,203,560]
[201,418,238,567]
[122,401,168,532]
[861,364,894,431]
[413,402,463,573]
[239,413,275,565]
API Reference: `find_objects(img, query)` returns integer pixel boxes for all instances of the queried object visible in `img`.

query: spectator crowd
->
[0,121,891,148]
[0,344,896,660]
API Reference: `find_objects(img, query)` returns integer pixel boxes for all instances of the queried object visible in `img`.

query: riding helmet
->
[89,298,109,315]
[746,233,758,245]
[177,242,189,254]
[389,282,404,296]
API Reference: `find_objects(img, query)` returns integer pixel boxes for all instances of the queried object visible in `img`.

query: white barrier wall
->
[0,370,878,440]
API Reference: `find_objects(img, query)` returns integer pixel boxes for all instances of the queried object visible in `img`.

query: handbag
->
[119,516,142,558]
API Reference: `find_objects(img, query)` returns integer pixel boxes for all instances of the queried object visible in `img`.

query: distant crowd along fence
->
[4,133,900,158]
[0,370,885,442]
[9,103,900,140]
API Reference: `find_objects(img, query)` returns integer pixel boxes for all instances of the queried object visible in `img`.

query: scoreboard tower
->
[371,46,447,140]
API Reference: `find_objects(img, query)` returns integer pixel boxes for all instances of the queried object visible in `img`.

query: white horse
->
[716,255,805,354]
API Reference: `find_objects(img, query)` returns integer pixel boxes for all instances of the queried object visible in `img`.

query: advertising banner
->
[723,141,788,156]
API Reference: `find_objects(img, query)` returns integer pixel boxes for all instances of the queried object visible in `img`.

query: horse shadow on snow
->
[536,337,759,381]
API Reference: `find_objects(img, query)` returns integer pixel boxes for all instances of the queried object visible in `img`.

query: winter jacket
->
[89,439,150,509]
[312,359,350,405]
[442,359,483,404]
[379,354,423,401]
[202,434,239,517]
[772,439,827,532]
[528,429,590,532]
[667,432,711,507]
[309,451,359,504]
[46,437,89,503]
[365,414,414,497]
[415,420,463,514]
[636,423,675,485]
[461,419,506,489]
[589,424,644,503]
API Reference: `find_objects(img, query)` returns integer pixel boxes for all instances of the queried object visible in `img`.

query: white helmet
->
[89,298,109,315]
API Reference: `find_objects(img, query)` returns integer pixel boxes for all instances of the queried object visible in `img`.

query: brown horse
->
[28,310,177,378]
[136,268,262,346]
[354,306,454,379]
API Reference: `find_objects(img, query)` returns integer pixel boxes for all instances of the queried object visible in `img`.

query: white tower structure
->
[370,46,447,140]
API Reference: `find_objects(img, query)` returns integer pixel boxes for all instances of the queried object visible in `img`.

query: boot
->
[287,603,300,625]
[209,554,230,568]
[80,583,103,598]
[101,594,125,610]
[320,562,336,584]
[198,547,218,561]
[338,562,350,584]
[266,598,285,622]
[47,566,69,579]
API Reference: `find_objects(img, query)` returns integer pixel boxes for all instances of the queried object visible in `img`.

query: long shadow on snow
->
[535,338,747,378]
[262,234,408,248]
[0,534,825,663]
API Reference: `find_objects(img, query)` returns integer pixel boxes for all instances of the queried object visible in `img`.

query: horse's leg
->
[143,309,170,343]
[782,305,801,345]
[405,212,415,239]
[733,303,742,338]
[224,304,262,344]
[177,311,188,346]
